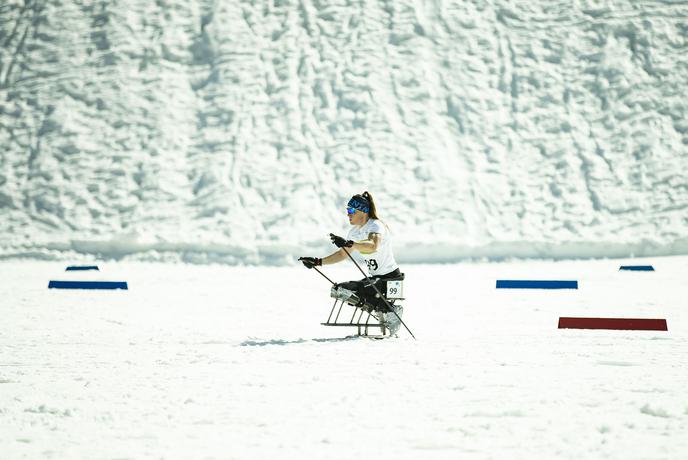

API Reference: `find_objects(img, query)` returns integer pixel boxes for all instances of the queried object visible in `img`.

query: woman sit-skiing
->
[299,191,403,318]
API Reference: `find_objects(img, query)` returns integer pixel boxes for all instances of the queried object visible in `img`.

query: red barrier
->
[558,317,668,331]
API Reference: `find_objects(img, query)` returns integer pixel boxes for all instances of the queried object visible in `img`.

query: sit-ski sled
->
[322,274,405,338]
[306,247,416,340]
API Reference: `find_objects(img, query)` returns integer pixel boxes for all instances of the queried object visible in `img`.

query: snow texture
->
[1,1,688,264]
[1,256,687,459]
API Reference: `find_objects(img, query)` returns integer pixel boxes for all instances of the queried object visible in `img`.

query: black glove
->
[299,257,322,269]
[329,233,354,248]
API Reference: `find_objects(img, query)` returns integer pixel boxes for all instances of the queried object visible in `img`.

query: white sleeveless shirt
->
[346,218,399,277]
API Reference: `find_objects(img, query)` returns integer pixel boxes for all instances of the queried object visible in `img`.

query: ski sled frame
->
[321,276,404,338]
[321,299,400,337]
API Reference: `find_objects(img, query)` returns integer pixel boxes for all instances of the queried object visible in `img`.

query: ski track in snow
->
[1,1,688,263]
[1,257,687,459]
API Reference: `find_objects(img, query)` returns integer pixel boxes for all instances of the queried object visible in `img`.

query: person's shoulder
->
[367,219,385,233]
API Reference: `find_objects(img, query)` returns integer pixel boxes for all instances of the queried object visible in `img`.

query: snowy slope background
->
[1,0,688,263]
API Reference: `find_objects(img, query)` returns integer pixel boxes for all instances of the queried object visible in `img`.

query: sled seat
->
[378,273,405,301]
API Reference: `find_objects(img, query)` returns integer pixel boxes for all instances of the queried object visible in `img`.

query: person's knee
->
[337,281,358,290]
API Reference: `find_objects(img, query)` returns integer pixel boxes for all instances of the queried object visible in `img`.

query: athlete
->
[299,191,402,311]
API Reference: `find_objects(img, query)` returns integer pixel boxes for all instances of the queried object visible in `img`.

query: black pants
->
[337,268,402,311]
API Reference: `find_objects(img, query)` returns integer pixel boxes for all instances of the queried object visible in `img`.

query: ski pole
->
[299,257,336,285]
[313,266,336,285]
[342,247,416,340]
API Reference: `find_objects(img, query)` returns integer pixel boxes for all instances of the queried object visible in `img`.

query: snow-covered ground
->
[2,256,687,459]
[2,1,688,262]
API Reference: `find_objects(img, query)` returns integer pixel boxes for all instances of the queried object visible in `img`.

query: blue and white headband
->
[347,196,370,214]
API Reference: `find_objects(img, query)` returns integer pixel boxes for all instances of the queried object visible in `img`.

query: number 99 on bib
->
[386,280,403,299]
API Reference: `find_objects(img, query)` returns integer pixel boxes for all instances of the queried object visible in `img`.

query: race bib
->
[386,280,403,299]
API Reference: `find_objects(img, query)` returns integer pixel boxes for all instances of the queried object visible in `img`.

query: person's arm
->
[351,232,381,253]
[321,248,348,265]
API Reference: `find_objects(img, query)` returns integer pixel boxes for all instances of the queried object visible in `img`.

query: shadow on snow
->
[239,336,362,347]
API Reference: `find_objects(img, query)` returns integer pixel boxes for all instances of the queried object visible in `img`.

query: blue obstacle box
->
[65,265,100,271]
[619,265,654,271]
[48,280,128,290]
[496,280,578,289]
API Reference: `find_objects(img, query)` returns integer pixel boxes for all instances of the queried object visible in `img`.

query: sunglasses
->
[347,207,356,215]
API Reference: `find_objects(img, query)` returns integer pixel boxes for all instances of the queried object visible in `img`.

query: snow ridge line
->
[2,237,688,264]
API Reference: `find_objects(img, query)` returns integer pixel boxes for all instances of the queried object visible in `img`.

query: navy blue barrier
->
[49,281,128,290]
[65,265,100,271]
[619,265,654,271]
[496,280,578,289]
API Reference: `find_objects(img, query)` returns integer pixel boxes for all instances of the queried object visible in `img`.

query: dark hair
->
[358,191,390,232]
[361,191,378,219]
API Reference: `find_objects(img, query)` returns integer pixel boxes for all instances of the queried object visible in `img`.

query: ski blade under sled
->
[344,334,392,340]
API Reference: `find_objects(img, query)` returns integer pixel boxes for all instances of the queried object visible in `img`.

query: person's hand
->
[329,233,354,248]
[298,257,322,269]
